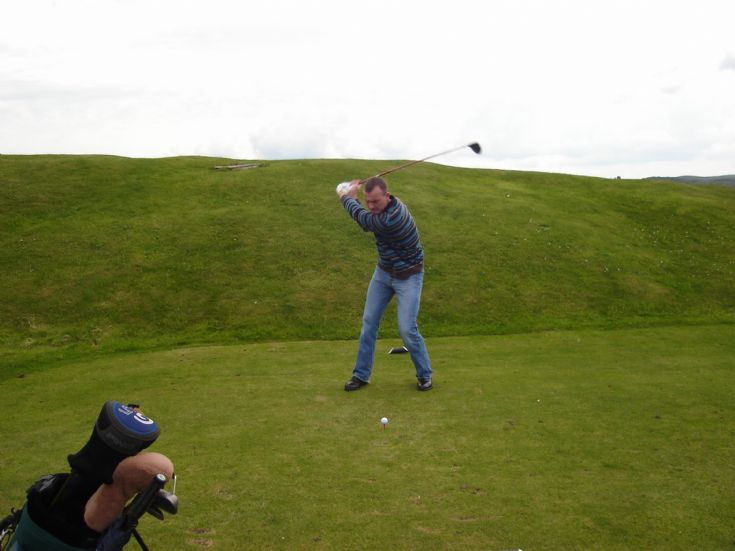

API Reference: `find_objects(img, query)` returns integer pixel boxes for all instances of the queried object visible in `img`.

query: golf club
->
[359,142,482,184]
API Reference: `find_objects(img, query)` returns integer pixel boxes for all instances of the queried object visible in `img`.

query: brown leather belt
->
[378,263,423,280]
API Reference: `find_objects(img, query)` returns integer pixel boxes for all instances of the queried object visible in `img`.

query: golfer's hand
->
[336,180,361,199]
[346,180,361,199]
[336,182,350,198]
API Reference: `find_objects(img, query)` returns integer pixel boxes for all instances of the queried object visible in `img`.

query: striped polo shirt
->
[341,194,424,273]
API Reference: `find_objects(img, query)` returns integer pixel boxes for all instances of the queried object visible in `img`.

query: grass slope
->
[1,154,734,376]
[1,325,733,550]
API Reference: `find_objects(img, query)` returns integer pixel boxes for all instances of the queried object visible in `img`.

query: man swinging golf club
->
[337,177,433,391]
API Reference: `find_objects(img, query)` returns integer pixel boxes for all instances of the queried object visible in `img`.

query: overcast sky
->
[2,0,734,178]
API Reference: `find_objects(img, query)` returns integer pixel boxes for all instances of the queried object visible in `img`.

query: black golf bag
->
[0,401,177,551]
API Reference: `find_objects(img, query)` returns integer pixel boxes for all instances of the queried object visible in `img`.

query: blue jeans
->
[352,267,432,382]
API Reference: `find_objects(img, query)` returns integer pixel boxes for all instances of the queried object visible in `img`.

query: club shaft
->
[360,143,476,184]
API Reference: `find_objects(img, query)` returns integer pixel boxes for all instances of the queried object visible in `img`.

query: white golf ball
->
[380,417,389,425]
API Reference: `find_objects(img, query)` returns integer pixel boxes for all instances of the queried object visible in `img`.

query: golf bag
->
[0,401,177,551]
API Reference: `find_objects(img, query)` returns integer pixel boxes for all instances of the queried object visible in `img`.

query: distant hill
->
[1,155,734,372]
[645,175,735,186]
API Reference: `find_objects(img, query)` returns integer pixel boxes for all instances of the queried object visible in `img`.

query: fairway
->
[2,325,733,550]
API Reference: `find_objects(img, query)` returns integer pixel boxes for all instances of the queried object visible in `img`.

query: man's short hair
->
[364,177,388,194]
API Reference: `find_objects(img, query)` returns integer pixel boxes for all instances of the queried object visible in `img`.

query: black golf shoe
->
[417,378,433,391]
[344,376,369,391]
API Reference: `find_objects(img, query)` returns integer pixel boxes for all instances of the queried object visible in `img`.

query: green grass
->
[1,155,734,377]
[1,325,733,550]
[1,155,734,549]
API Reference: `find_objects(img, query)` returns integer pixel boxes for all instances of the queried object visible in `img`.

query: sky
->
[2,0,734,178]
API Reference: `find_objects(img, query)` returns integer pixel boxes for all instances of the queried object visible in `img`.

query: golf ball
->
[380,417,389,425]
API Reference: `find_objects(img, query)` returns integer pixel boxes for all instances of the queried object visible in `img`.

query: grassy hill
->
[1,155,734,375]
[645,174,735,186]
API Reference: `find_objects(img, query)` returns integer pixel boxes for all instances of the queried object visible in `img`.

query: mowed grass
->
[1,325,733,550]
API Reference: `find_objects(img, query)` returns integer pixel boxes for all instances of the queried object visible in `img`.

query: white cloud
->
[661,85,681,95]
[721,54,735,71]
[1,0,734,178]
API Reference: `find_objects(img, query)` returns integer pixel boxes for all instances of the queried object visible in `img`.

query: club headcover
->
[68,401,160,484]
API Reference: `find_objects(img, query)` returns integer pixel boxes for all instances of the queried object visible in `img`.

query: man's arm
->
[337,180,386,232]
